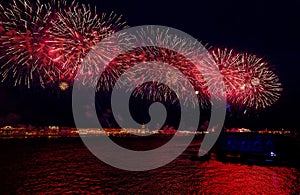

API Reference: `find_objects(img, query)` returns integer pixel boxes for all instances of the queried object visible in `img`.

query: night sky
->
[0,0,299,130]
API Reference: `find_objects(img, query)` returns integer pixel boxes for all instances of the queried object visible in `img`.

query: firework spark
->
[59,81,69,90]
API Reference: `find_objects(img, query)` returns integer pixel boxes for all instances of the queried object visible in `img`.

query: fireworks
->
[45,2,128,86]
[0,0,53,87]
[94,29,282,110]
[108,47,208,107]
[205,48,282,110]
[0,0,128,88]
[205,48,243,99]
[0,1,283,112]
[232,53,282,110]
[102,27,211,107]
[74,31,133,91]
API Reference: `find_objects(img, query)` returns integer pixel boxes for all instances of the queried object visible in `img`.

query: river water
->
[0,138,299,194]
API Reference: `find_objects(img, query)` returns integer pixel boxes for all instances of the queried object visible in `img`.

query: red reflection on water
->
[1,139,299,194]
[190,161,296,195]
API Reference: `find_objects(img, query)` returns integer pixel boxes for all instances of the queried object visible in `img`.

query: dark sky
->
[0,0,299,129]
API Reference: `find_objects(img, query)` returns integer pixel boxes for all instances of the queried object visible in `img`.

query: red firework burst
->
[45,2,128,88]
[0,0,54,87]
[205,48,282,110]
[231,53,282,110]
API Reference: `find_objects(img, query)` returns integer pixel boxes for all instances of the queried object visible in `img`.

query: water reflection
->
[0,139,299,194]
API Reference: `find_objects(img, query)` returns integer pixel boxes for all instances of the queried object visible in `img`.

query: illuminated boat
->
[215,132,296,165]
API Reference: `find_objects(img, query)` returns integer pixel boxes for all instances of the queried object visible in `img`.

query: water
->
[0,138,299,194]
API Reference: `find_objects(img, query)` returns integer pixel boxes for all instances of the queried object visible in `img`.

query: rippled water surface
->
[0,138,299,194]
